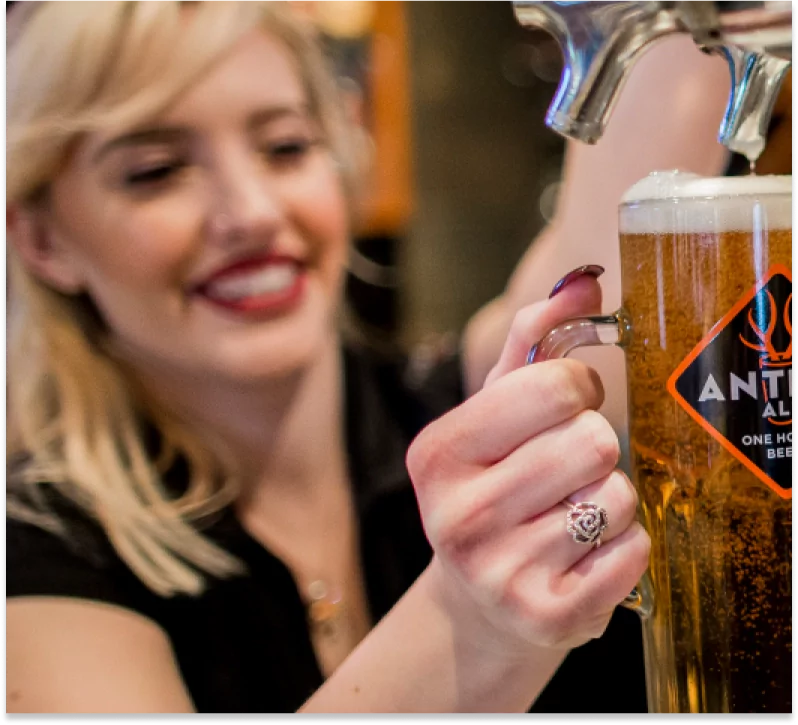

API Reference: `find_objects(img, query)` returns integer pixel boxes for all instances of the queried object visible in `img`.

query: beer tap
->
[716,45,791,162]
[512,1,792,162]
[511,2,685,143]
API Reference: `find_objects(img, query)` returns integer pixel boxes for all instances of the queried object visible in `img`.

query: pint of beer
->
[531,172,792,713]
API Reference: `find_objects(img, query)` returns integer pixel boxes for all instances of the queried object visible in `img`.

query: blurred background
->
[295,0,565,352]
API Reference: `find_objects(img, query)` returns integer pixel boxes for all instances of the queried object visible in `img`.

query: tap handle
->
[513,1,684,144]
[713,46,791,162]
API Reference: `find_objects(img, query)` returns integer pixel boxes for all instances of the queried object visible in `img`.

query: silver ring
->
[563,500,609,549]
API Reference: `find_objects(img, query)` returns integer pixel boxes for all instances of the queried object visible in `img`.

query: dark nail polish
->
[548,264,605,299]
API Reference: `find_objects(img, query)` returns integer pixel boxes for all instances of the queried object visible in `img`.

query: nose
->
[207,153,283,247]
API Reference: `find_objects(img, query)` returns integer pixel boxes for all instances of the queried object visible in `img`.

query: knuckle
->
[427,497,470,551]
[630,523,652,568]
[543,360,591,418]
[580,411,620,471]
[427,487,493,557]
[406,420,452,488]
[505,578,572,646]
[617,523,651,581]
[611,470,639,520]
[405,444,432,496]
[585,364,606,408]
[471,559,513,605]
[509,304,543,343]
[426,506,457,550]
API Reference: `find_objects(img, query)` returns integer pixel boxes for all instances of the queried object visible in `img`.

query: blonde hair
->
[7,1,356,596]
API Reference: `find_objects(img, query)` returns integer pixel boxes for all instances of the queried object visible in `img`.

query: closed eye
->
[263,137,321,168]
[123,160,186,188]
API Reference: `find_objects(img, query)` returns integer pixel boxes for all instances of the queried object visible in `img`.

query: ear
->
[7,204,86,294]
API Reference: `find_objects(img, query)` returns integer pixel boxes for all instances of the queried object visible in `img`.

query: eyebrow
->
[247,104,314,132]
[92,127,188,166]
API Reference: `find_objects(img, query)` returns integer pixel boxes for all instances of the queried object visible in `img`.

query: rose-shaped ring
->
[563,500,609,549]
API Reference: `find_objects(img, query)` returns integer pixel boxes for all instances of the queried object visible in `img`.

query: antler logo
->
[740,291,792,425]
[668,265,792,500]
[740,290,792,366]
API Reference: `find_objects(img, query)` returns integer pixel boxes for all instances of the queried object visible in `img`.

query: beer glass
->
[530,172,792,713]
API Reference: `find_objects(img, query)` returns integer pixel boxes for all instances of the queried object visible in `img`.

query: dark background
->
[403,1,563,344]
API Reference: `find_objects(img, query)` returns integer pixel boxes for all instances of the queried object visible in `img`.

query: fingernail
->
[548,265,605,299]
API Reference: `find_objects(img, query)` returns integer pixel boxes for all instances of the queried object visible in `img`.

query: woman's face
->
[41,29,350,384]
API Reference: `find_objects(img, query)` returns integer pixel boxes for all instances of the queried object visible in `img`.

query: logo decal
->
[667,264,792,499]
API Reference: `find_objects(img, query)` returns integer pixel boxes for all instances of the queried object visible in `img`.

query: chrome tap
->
[513,1,792,161]
[511,2,686,144]
[715,45,790,160]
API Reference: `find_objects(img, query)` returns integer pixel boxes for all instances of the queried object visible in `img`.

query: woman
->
[6,2,727,713]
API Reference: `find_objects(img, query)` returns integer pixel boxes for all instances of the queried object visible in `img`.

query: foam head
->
[620,171,792,234]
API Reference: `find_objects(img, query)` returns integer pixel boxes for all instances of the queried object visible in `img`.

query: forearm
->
[301,562,566,713]
[504,40,730,310]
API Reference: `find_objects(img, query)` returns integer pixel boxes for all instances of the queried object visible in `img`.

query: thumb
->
[484,267,604,388]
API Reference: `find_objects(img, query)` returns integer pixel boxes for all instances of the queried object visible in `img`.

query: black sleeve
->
[7,489,161,620]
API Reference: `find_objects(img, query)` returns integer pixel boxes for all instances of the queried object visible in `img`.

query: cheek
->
[298,170,351,272]
[68,196,202,293]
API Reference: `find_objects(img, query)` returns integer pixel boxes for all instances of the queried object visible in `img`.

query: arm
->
[5,577,567,714]
[303,563,568,713]
[7,598,195,713]
[463,34,731,413]
[4,570,562,714]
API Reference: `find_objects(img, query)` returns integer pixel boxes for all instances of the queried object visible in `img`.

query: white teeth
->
[204,264,297,301]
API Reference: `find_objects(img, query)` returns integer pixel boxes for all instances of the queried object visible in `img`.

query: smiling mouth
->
[193,259,306,315]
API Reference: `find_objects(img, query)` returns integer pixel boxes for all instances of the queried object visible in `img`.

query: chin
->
[208,310,338,383]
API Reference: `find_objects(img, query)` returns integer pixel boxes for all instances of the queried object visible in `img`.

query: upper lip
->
[190,252,303,293]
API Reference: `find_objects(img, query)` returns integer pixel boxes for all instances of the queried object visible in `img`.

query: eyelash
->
[121,137,320,190]
[123,161,185,188]
[261,136,320,167]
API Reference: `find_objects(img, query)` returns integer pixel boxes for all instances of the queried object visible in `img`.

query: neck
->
[124,335,348,500]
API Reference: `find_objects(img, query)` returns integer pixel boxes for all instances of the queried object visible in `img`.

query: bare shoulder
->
[7,597,195,713]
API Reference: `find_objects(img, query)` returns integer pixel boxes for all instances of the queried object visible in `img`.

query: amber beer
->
[619,174,792,713]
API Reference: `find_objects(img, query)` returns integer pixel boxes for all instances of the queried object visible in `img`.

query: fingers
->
[559,522,651,619]
[488,408,619,521]
[532,470,639,573]
[498,522,650,649]
[410,359,604,473]
[429,466,635,605]
[429,409,620,541]
[484,274,602,388]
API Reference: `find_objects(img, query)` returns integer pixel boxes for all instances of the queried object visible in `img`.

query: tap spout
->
[513,1,684,143]
[713,46,791,162]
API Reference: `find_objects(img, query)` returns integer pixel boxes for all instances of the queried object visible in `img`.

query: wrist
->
[417,559,570,711]
[420,557,570,664]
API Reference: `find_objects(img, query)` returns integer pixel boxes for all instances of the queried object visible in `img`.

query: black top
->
[7,345,647,713]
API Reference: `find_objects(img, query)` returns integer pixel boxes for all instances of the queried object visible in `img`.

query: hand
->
[407,275,650,655]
